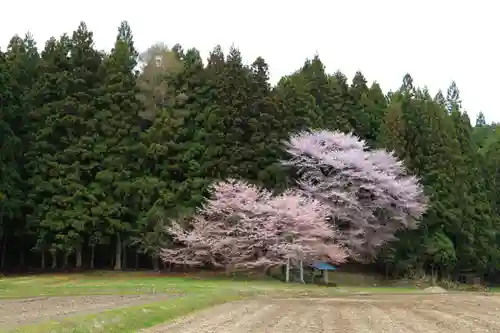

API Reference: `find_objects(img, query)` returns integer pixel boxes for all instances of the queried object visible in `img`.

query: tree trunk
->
[323,270,329,284]
[90,245,95,269]
[122,243,127,269]
[152,255,159,271]
[135,252,139,270]
[50,250,57,269]
[41,251,46,269]
[0,240,6,268]
[285,258,290,283]
[110,245,114,268]
[431,267,438,285]
[0,212,3,268]
[75,244,82,269]
[114,234,122,270]
[63,252,69,268]
[299,260,304,284]
[19,251,25,267]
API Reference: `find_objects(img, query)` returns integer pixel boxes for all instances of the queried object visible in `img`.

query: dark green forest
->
[1,21,500,281]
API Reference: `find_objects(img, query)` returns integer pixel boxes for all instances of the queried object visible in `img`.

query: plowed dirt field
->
[0,294,169,329]
[142,294,500,333]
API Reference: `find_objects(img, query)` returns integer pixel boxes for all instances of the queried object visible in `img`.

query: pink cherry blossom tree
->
[161,179,348,275]
[284,130,428,262]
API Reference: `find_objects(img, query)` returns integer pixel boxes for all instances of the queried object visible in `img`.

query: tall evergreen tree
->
[274,75,320,134]
[90,21,143,270]
[348,71,370,141]
[379,78,463,277]
[446,81,461,113]
[57,22,104,267]
[378,98,406,157]
[349,73,386,145]
[476,112,486,127]
[0,48,17,268]
[4,33,40,267]
[244,57,283,188]
[28,35,74,268]
[451,109,499,273]
[434,90,446,106]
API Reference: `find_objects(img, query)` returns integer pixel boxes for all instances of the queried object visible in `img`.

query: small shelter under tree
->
[283,259,337,284]
[311,261,336,284]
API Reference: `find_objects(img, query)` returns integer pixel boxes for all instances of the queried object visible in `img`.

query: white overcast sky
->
[1,0,499,123]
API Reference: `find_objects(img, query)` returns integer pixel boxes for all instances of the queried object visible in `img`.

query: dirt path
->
[0,294,170,329]
[143,294,500,332]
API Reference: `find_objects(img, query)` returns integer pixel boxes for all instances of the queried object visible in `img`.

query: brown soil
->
[142,294,500,332]
[0,294,170,329]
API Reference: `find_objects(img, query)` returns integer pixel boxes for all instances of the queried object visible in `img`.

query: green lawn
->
[0,271,421,333]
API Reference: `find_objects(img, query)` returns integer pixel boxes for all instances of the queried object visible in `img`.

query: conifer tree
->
[330,70,355,133]
[28,35,74,268]
[348,71,370,141]
[274,76,320,134]
[476,112,486,127]
[378,98,406,157]
[0,48,17,267]
[90,21,143,270]
[451,108,498,273]
[362,82,387,145]
[446,81,461,113]
[244,57,283,188]
[1,34,41,267]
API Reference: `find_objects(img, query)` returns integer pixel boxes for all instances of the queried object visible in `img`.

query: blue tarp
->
[312,262,336,271]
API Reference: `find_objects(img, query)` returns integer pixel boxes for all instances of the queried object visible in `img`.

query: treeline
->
[1,21,500,280]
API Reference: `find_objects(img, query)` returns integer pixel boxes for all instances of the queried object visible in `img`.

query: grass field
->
[0,271,423,332]
[3,271,499,332]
